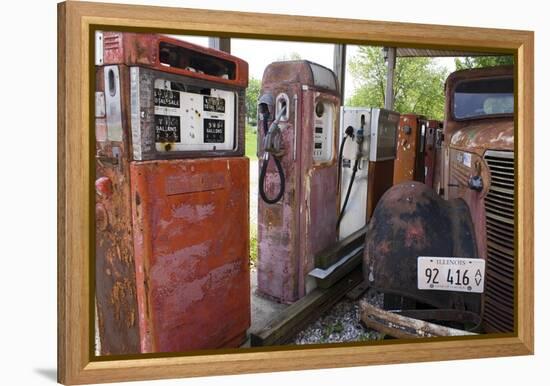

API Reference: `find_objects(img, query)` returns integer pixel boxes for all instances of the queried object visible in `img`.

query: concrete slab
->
[242,268,288,347]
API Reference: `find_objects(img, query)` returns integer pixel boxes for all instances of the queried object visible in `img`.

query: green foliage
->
[347,46,449,120]
[246,77,261,125]
[245,124,258,160]
[249,226,258,267]
[454,55,514,70]
[322,321,344,339]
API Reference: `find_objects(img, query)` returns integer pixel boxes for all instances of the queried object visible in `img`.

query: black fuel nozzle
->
[262,104,287,158]
[258,103,286,205]
[261,111,270,127]
[259,103,271,128]
[355,127,365,162]
[258,102,268,115]
[345,125,355,138]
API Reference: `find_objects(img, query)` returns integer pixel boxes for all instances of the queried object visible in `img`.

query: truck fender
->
[363,181,481,312]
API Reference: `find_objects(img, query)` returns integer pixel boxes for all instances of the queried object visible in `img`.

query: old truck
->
[364,65,515,333]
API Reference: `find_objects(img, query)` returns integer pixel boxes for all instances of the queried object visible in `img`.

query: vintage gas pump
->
[432,122,445,195]
[424,119,443,189]
[256,60,340,303]
[94,32,250,355]
[337,108,400,240]
[393,113,428,185]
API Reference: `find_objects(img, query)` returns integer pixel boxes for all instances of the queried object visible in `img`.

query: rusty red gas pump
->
[423,119,442,188]
[432,122,445,195]
[393,114,428,185]
[94,32,250,355]
[256,61,341,303]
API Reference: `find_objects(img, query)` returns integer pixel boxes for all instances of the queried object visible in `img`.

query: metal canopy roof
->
[395,47,508,58]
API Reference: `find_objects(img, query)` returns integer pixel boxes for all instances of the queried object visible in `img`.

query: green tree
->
[347,46,449,120]
[454,55,514,70]
[246,77,261,125]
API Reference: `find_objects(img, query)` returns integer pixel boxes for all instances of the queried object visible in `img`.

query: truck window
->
[453,77,514,120]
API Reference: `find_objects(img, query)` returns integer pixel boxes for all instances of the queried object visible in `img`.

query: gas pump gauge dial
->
[315,101,325,118]
[313,101,334,163]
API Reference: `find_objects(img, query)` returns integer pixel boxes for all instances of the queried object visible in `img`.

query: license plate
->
[417,256,485,293]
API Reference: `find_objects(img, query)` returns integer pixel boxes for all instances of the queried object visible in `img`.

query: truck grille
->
[483,150,515,333]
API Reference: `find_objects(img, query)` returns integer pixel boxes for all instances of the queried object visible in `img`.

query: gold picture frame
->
[58,1,534,384]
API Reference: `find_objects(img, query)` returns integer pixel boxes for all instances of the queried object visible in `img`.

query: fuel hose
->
[337,126,361,229]
[337,159,359,229]
[259,112,286,204]
[335,137,347,212]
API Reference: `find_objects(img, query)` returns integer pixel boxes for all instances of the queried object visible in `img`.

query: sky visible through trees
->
[242,44,513,123]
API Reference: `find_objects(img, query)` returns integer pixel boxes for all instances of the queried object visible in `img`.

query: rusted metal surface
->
[360,301,477,339]
[257,80,302,304]
[95,66,141,355]
[443,66,515,333]
[366,159,394,219]
[363,182,481,314]
[130,158,250,353]
[432,126,444,195]
[393,114,426,185]
[423,120,440,188]
[442,66,514,196]
[448,148,490,260]
[257,61,340,303]
[447,121,514,156]
[95,33,251,354]
[259,60,338,92]
[483,151,515,333]
[101,32,248,88]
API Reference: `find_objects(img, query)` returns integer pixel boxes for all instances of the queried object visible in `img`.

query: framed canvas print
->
[57,1,534,384]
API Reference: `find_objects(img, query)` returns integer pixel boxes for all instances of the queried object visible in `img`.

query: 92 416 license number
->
[417,256,485,293]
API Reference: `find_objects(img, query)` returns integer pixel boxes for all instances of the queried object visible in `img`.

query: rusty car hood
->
[449,119,514,154]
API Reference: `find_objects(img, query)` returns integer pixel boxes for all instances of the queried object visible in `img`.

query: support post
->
[208,37,231,53]
[333,44,346,98]
[384,47,396,110]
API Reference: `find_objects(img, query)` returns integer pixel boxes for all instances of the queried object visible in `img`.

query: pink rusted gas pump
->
[256,61,341,303]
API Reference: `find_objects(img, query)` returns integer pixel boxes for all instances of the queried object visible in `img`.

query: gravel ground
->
[292,289,385,345]
[250,159,383,345]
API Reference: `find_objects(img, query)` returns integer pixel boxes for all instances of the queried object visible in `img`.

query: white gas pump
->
[338,107,400,240]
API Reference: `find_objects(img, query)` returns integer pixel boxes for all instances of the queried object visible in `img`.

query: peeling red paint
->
[424,120,441,188]
[404,222,426,248]
[393,114,427,185]
[449,122,514,154]
[95,33,251,354]
[130,158,250,353]
[95,176,113,198]
[444,66,515,333]
[101,32,248,88]
[95,65,142,355]
[257,61,340,303]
